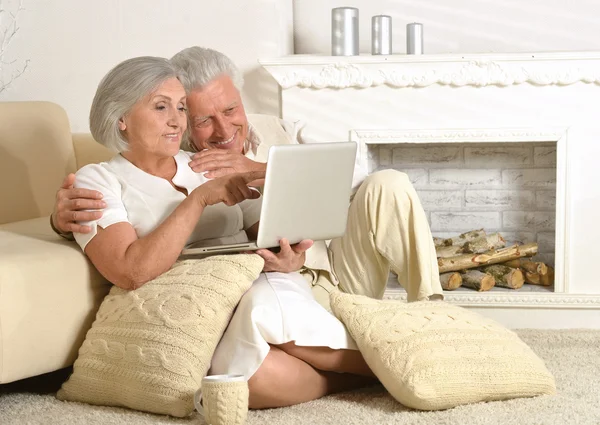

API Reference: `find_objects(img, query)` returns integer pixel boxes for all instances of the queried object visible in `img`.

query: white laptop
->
[180,142,357,255]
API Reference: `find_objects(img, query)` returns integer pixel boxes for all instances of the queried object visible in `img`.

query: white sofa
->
[0,101,114,383]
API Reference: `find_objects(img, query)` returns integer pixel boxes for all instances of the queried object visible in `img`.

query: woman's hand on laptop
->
[189,149,266,179]
[255,238,313,273]
[192,171,265,207]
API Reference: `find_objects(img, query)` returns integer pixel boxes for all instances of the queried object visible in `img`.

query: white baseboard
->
[383,288,600,329]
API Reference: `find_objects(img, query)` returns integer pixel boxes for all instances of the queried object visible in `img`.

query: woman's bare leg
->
[248,345,373,409]
[274,342,376,378]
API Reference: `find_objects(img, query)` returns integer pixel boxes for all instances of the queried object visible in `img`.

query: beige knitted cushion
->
[57,254,263,417]
[330,292,556,410]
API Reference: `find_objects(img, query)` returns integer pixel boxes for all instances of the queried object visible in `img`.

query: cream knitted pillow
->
[57,254,264,417]
[330,292,556,411]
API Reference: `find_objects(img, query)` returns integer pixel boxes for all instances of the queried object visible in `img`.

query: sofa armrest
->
[72,133,113,170]
[0,217,110,383]
[0,101,77,225]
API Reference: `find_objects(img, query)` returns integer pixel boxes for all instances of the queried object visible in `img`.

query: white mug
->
[194,374,248,425]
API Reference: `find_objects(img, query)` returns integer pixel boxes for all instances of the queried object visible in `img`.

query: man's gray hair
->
[170,46,244,93]
[89,56,183,153]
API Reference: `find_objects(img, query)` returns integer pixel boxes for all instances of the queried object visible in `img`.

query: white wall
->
[0,0,293,132]
[293,0,600,54]
[4,0,599,132]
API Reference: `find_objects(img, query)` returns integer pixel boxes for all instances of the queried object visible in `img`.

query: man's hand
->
[51,174,106,234]
[254,238,314,273]
[189,149,266,178]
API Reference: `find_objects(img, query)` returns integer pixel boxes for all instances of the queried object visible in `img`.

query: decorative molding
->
[351,128,565,143]
[383,289,600,309]
[261,51,600,66]
[263,60,600,90]
[350,127,568,182]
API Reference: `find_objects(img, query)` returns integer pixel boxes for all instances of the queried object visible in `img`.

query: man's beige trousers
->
[307,170,444,310]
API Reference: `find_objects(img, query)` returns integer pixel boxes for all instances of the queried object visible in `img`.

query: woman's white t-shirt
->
[72,150,262,251]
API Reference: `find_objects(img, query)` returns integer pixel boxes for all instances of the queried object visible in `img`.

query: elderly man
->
[51,46,444,308]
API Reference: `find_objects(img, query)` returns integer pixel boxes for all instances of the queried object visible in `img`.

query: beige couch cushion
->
[0,217,110,383]
[330,292,556,410]
[57,254,264,418]
[0,102,77,225]
[72,133,113,169]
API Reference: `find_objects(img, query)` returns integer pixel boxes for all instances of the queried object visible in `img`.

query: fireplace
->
[261,52,600,328]
[362,137,560,294]
[370,141,557,272]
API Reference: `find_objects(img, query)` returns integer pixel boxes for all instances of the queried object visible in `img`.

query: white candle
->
[371,15,392,55]
[406,22,424,55]
[331,7,359,56]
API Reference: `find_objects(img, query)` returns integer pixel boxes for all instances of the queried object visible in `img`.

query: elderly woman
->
[56,47,443,307]
[74,56,374,410]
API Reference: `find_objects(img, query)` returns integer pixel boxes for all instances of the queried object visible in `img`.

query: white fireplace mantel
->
[260,52,600,90]
[261,52,600,329]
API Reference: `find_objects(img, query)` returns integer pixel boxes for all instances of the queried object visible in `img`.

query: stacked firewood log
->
[434,229,555,291]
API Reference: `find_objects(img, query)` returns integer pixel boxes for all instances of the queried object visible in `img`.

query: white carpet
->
[1,329,599,425]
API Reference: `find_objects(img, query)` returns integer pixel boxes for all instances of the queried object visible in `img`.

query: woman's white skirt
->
[209,271,358,379]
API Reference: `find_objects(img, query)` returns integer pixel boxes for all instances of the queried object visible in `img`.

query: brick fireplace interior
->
[370,141,557,293]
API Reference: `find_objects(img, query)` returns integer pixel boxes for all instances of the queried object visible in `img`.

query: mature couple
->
[51,46,444,409]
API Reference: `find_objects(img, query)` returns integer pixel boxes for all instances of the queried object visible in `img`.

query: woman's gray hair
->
[89,56,183,153]
[170,46,244,93]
